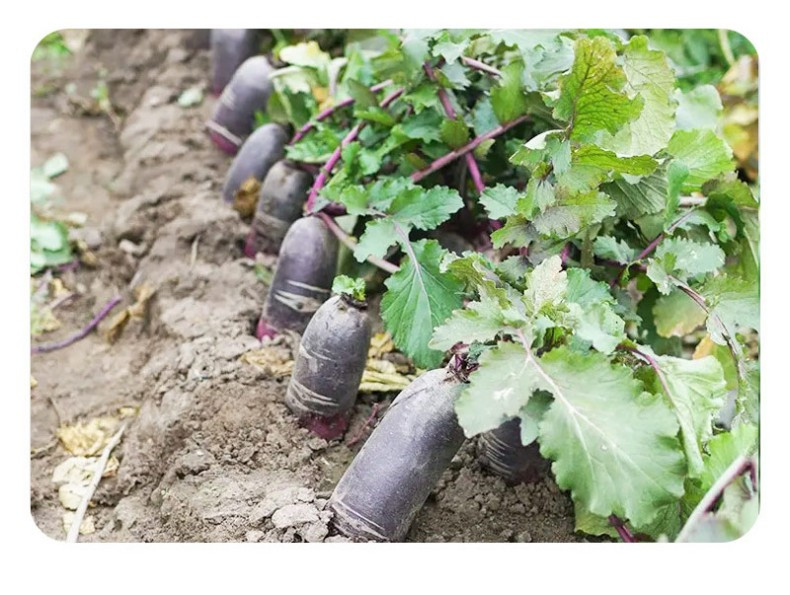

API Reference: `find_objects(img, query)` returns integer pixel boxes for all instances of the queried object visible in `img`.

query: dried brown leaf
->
[233,176,261,218]
[56,416,119,456]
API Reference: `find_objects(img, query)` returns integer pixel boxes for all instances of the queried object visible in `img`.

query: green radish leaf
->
[675,85,722,131]
[593,236,636,265]
[653,290,707,338]
[644,348,727,477]
[354,219,398,263]
[440,116,470,149]
[599,36,676,156]
[381,239,464,368]
[532,191,616,237]
[667,129,734,192]
[456,341,544,436]
[646,237,725,293]
[332,275,366,301]
[554,36,643,142]
[479,184,521,219]
[701,275,760,346]
[491,60,527,123]
[537,347,686,528]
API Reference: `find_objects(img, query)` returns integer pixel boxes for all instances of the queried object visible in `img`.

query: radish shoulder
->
[221,123,287,204]
[210,29,259,95]
[285,294,371,438]
[245,160,312,255]
[208,56,275,154]
[257,216,338,337]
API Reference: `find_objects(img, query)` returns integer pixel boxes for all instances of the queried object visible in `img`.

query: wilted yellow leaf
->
[118,405,138,418]
[241,346,294,377]
[106,283,156,343]
[693,335,716,359]
[31,302,61,336]
[233,176,261,218]
[368,332,395,359]
[62,512,95,536]
[105,309,131,344]
[56,416,119,456]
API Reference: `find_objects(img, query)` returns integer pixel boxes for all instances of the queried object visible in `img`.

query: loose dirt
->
[30,29,585,543]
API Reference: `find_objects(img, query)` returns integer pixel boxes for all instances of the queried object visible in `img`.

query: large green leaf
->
[701,275,759,346]
[429,286,506,351]
[532,191,616,237]
[455,341,543,435]
[491,60,527,123]
[381,239,463,368]
[599,36,676,156]
[667,129,734,192]
[653,290,707,338]
[479,184,522,219]
[553,36,643,142]
[390,185,464,230]
[593,236,636,264]
[651,352,728,477]
[675,85,722,131]
[646,237,726,293]
[603,167,668,219]
[354,218,398,263]
[537,347,686,528]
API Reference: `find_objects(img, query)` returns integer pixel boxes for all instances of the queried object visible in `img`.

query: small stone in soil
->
[300,522,329,543]
[516,530,533,543]
[271,503,320,528]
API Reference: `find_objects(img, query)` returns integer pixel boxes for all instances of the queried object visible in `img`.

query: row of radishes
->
[206,30,545,541]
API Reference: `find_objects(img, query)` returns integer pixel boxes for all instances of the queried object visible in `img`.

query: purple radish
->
[245,160,312,257]
[285,294,371,440]
[222,123,288,205]
[210,29,259,95]
[207,56,275,154]
[257,216,338,338]
[328,368,465,542]
[478,418,549,484]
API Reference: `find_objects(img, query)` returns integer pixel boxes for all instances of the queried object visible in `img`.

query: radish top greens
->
[265,29,759,541]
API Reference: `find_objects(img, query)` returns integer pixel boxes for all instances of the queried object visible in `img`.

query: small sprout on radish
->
[221,123,288,204]
[285,293,372,440]
[208,56,275,154]
[209,29,259,95]
[257,216,339,338]
[246,160,312,256]
[328,367,465,541]
[331,275,366,302]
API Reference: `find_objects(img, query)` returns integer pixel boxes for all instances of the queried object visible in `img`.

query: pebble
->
[69,227,103,250]
[301,522,329,543]
[516,530,533,543]
[246,529,264,542]
[271,503,320,529]
[119,239,144,255]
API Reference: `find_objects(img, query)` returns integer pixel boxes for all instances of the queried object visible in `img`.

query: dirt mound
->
[30,29,584,543]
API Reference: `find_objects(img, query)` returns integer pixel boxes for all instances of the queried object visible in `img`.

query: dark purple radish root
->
[210,29,259,95]
[245,160,312,257]
[207,56,275,154]
[285,294,371,440]
[257,216,339,338]
[221,123,288,204]
[478,418,550,485]
[328,368,465,542]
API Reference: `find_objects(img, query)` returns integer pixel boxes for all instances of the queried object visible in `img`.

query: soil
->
[30,29,586,543]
